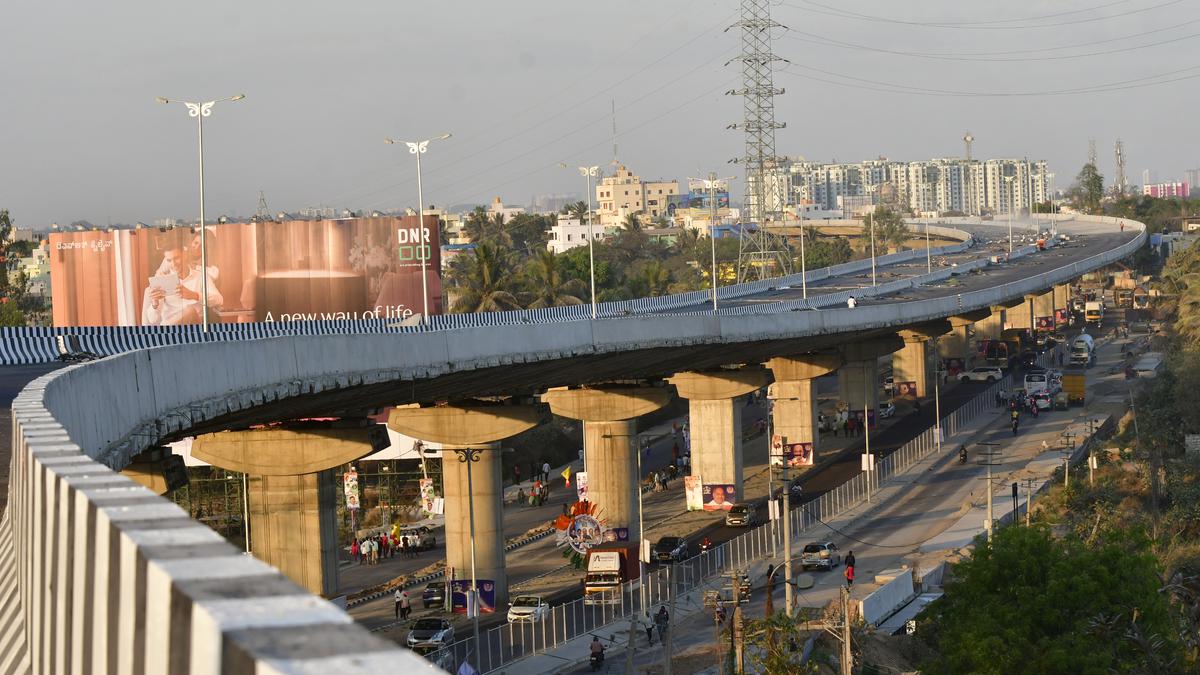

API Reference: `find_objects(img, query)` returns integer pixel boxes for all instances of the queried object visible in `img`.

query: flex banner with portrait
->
[49,215,442,326]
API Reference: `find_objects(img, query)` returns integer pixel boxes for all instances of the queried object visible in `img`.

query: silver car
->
[406,617,454,648]
[800,541,842,571]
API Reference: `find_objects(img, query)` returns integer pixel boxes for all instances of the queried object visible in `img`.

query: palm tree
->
[450,242,523,313]
[622,212,643,232]
[525,249,587,308]
[462,207,511,247]
[566,201,589,222]
[634,261,672,297]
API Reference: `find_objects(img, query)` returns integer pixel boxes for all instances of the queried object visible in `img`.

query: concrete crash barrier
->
[0,215,1143,672]
[859,568,916,628]
[0,383,430,674]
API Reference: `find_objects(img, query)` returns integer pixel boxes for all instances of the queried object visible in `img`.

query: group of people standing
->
[822,410,864,437]
[515,480,551,507]
[350,532,422,565]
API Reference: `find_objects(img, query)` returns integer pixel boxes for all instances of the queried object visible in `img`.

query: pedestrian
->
[844,564,855,587]
[517,487,526,506]
[400,589,411,619]
[645,612,655,645]
[351,539,360,565]
[513,464,522,486]
[400,535,409,558]
[845,550,855,569]
[542,461,551,483]
[394,589,404,619]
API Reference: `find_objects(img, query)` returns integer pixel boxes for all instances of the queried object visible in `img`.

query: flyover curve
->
[0,214,1143,672]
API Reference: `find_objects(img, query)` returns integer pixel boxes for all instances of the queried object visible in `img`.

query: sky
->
[2,0,1198,227]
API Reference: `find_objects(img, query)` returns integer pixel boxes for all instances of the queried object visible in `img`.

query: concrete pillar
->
[191,423,387,597]
[1053,284,1071,328]
[541,387,671,543]
[1005,299,1033,330]
[667,370,770,503]
[388,404,541,609]
[894,322,950,398]
[976,309,1005,341]
[246,470,339,597]
[941,311,987,373]
[837,336,902,412]
[893,338,931,398]
[767,355,842,461]
[440,443,507,608]
[1033,290,1055,333]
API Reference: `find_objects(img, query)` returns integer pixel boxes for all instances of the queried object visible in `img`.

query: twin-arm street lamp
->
[386,133,452,323]
[156,94,245,332]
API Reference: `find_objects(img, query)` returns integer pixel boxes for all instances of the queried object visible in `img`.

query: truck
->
[1131,353,1164,379]
[583,543,641,605]
[1069,333,1095,367]
[980,329,1033,370]
[1084,301,1105,324]
[1061,367,1086,405]
[1114,288,1134,309]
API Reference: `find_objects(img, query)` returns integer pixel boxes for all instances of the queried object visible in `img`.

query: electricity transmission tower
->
[255,190,271,221]
[1114,139,1129,197]
[728,0,792,283]
[1088,138,1097,167]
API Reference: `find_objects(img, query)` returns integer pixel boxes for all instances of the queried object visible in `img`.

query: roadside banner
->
[702,483,736,511]
[684,475,704,511]
[576,471,589,503]
[343,469,360,510]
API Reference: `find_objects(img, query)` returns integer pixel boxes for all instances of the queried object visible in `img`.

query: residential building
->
[529,193,576,215]
[547,215,607,254]
[1143,182,1190,199]
[486,196,525,222]
[595,165,679,227]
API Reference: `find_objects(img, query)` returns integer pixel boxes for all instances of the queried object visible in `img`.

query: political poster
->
[576,471,589,503]
[49,215,442,327]
[945,358,965,378]
[419,477,436,514]
[702,483,736,511]
[1035,316,1054,330]
[451,579,496,615]
[684,475,704,511]
[1055,309,1069,326]
[896,381,919,397]
[343,469,360,511]
[787,441,814,467]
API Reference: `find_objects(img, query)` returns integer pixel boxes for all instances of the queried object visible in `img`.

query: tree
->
[742,611,817,674]
[565,201,588,222]
[449,242,523,313]
[505,213,551,253]
[0,210,29,309]
[523,249,587,308]
[866,206,909,253]
[462,207,511,247]
[625,260,672,298]
[0,300,25,327]
[797,236,853,270]
[918,525,1183,674]
[1069,163,1105,215]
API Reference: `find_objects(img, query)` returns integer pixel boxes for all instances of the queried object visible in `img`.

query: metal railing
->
[425,361,1036,673]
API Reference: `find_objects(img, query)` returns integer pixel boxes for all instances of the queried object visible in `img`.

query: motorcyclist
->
[958,445,968,464]
[590,637,605,656]
[589,636,605,670]
[700,536,713,551]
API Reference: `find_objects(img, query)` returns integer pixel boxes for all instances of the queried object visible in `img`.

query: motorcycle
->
[958,448,968,465]
[1011,419,1020,436]
[590,648,605,671]
[700,538,714,552]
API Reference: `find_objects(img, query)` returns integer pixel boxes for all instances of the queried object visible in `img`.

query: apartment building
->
[595,165,679,227]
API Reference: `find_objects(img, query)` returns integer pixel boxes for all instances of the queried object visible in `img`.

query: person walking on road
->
[845,550,855,569]
[844,564,855,587]
[542,461,551,483]
[644,611,655,645]
[395,589,403,619]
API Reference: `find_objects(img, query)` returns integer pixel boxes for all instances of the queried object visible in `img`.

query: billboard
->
[702,483,736,511]
[49,216,442,326]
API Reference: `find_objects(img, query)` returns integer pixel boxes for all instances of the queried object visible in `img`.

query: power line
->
[781,0,1183,30]
[793,0,1133,27]
[779,62,1200,97]
[781,21,1200,63]
[796,504,932,549]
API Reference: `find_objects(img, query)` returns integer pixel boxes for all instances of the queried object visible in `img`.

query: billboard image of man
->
[141,239,223,325]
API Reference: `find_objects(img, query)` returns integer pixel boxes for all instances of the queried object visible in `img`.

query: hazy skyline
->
[3,0,1198,227]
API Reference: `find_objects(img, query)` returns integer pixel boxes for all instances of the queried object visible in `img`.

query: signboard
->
[563,513,606,554]
[160,454,189,494]
[1055,309,1069,326]
[451,579,496,615]
[1035,316,1054,330]
[684,475,704,511]
[896,381,919,397]
[850,409,878,430]
[702,483,736,511]
[419,477,436,514]
[343,469,360,511]
[49,215,442,326]
[576,471,589,503]
[945,358,965,378]
[588,551,622,572]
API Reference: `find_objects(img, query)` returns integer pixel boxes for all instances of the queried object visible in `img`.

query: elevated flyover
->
[0,214,1142,672]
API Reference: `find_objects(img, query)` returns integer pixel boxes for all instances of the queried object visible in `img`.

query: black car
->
[652,536,688,563]
[422,582,446,608]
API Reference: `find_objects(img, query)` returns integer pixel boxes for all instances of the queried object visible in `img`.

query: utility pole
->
[664,566,677,675]
[1025,478,1033,527]
[840,586,853,675]
[977,442,1001,542]
[782,449,793,617]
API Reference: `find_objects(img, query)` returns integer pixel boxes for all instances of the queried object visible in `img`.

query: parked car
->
[882,376,895,395]
[652,536,688,563]
[406,617,454,648]
[507,595,551,623]
[725,503,758,527]
[878,401,896,419]
[401,526,436,551]
[960,366,1003,383]
[800,541,842,571]
[421,582,446,609]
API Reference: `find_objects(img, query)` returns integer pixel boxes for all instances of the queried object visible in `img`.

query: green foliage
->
[1108,195,1198,235]
[524,249,586,309]
[918,525,1183,674]
[798,236,853,270]
[866,206,909,252]
[1070,163,1105,214]
[0,301,25,327]
[743,611,818,674]
[505,213,552,253]
[448,242,523,313]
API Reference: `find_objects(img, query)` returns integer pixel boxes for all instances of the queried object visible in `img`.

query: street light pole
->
[582,166,600,319]
[386,133,451,323]
[925,221,932,274]
[450,448,484,661]
[1005,175,1015,254]
[156,94,245,333]
[799,205,808,299]
[868,210,877,287]
[691,174,735,311]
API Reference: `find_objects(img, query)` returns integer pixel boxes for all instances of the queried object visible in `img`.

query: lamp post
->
[561,164,601,318]
[925,221,932,274]
[449,447,484,660]
[385,133,451,323]
[1004,175,1015,254]
[690,174,735,310]
[156,93,245,333]
[799,203,808,299]
[868,210,877,287]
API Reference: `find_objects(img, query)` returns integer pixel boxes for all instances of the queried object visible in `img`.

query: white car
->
[507,595,550,623]
[878,401,896,419]
[960,366,1003,383]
